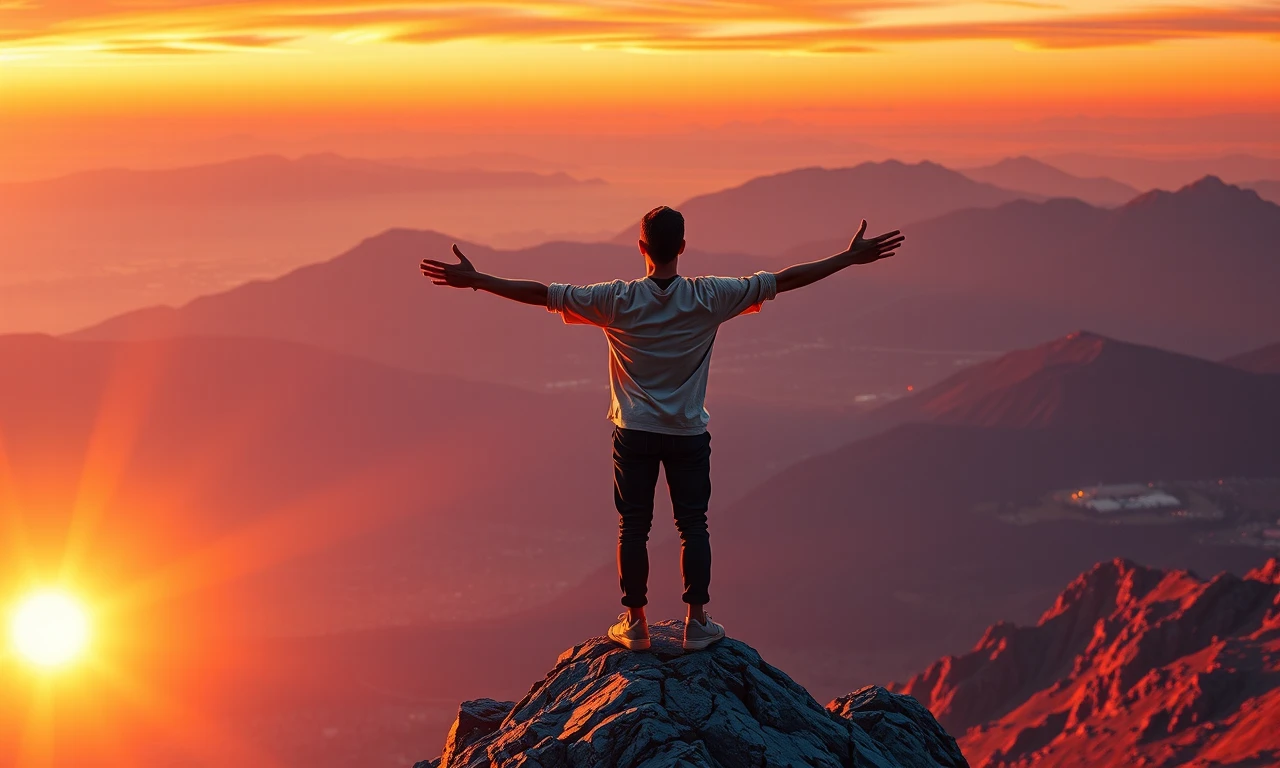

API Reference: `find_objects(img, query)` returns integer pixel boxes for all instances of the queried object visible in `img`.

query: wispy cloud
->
[1,1,1277,57]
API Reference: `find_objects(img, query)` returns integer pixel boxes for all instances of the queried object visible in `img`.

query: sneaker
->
[683,615,725,651]
[608,612,651,651]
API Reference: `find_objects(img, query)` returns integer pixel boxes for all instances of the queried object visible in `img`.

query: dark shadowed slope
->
[502,333,1280,705]
[613,160,1030,255]
[192,333,1278,758]
[706,335,1280,691]
[960,157,1139,206]
[893,558,1280,768]
[854,331,1280,439]
[0,154,595,207]
[1224,341,1280,374]
[413,622,967,768]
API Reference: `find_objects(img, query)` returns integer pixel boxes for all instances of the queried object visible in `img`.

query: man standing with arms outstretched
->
[421,207,904,651]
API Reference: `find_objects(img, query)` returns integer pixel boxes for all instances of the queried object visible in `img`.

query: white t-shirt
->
[547,271,778,435]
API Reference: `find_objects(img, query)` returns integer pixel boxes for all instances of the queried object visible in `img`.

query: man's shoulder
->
[568,278,631,293]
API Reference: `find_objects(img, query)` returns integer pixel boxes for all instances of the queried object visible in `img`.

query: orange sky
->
[1,1,1278,177]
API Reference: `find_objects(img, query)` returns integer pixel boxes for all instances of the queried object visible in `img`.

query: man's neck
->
[646,258,679,279]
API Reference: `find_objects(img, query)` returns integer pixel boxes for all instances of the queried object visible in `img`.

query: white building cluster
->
[1062,483,1183,514]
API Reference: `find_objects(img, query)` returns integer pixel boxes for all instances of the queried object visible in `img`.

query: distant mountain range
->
[833,176,1280,358]
[0,153,598,207]
[612,160,1030,255]
[1044,152,1280,191]
[72,230,787,394]
[74,174,1280,397]
[960,156,1139,206]
[894,558,1280,768]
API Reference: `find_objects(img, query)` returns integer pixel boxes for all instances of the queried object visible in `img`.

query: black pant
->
[612,426,712,608]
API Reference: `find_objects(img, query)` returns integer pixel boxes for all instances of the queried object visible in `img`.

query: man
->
[421,206,904,652]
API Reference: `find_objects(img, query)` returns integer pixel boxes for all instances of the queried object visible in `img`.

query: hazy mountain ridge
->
[850,176,1280,358]
[892,558,1280,768]
[960,157,1140,206]
[71,229,792,394]
[613,159,1031,255]
[1043,153,1280,191]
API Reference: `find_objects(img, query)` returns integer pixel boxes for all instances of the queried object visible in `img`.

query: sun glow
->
[9,590,92,669]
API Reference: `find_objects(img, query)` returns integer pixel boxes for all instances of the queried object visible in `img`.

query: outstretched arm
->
[775,221,904,293]
[421,244,549,307]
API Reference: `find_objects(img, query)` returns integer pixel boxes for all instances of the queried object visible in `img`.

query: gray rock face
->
[418,621,968,768]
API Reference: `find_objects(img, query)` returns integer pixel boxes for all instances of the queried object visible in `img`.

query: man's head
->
[638,206,685,265]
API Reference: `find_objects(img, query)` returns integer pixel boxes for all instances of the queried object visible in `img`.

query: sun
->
[9,590,92,669]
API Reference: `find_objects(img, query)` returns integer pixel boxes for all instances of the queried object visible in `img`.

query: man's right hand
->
[421,244,482,290]
[844,221,905,265]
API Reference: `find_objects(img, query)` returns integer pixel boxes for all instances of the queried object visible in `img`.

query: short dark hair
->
[640,206,684,264]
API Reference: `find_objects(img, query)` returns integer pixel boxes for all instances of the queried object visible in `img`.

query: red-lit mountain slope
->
[892,558,1280,768]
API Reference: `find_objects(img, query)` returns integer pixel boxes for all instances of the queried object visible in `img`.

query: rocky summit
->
[415,620,968,768]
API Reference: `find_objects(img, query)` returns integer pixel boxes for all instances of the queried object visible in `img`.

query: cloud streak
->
[1,0,1277,57]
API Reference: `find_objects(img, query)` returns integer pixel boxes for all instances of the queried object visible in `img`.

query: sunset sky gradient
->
[3,1,1276,135]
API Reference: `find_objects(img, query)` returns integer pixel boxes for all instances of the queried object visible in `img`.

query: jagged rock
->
[422,621,969,768]
[444,699,516,764]
[828,686,968,768]
[892,558,1280,768]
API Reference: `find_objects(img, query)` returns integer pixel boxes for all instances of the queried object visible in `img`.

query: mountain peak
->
[1246,557,1280,585]
[958,156,1139,205]
[1187,173,1229,190]
[1036,557,1160,625]
[1123,174,1264,211]
[415,620,968,768]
